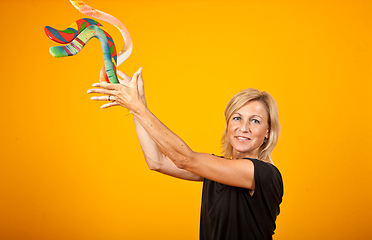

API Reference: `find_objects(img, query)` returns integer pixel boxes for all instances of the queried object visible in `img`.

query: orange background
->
[1,0,371,239]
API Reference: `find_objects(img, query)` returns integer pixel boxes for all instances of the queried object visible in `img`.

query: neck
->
[232,152,272,164]
[232,151,258,160]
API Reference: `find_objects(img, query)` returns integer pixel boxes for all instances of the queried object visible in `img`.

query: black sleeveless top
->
[200,158,283,240]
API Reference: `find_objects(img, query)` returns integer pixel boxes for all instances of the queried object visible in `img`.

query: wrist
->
[131,98,148,116]
[141,97,147,106]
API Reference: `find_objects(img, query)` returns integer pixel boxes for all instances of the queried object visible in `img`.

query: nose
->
[239,120,250,133]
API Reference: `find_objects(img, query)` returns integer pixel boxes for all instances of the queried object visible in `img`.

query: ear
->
[265,128,270,139]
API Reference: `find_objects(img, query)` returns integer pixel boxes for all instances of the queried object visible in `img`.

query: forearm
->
[131,95,164,170]
[133,115,166,170]
[132,102,194,170]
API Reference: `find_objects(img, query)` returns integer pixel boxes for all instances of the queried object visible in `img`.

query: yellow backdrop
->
[0,0,371,239]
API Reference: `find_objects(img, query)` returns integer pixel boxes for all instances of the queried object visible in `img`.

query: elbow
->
[144,156,161,171]
[174,152,195,171]
[148,163,160,171]
[174,160,186,170]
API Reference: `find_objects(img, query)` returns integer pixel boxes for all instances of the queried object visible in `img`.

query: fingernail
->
[92,83,98,87]
[87,90,92,93]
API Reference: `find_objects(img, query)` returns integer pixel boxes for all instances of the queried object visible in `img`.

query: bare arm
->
[88,69,255,189]
[116,70,203,181]
[133,116,203,181]
[132,100,255,189]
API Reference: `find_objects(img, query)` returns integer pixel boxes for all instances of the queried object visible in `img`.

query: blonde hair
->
[221,88,280,161]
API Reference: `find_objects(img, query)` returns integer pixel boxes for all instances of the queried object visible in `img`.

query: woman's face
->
[227,101,269,159]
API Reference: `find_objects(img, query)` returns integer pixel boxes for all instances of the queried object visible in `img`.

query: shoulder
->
[246,158,283,192]
[248,158,281,176]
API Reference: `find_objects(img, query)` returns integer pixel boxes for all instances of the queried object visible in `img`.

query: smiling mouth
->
[236,136,251,141]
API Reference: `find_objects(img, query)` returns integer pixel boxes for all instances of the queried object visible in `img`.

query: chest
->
[202,180,252,218]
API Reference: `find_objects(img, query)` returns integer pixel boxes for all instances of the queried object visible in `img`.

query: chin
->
[232,146,260,158]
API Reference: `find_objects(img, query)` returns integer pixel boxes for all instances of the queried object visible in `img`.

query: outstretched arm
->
[88,69,255,189]
[107,69,203,181]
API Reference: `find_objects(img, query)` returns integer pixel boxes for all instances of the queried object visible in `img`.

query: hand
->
[115,68,146,105]
[87,67,144,110]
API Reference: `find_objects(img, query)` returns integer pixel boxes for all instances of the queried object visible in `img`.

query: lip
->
[235,136,251,141]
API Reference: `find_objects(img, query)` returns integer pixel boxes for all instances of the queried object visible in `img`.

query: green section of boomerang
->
[60,29,76,34]
[49,46,68,57]
[110,45,114,56]
[80,21,87,32]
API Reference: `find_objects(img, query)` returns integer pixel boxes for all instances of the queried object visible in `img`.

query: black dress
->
[200,158,283,240]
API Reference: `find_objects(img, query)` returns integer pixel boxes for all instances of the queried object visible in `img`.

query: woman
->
[87,68,283,240]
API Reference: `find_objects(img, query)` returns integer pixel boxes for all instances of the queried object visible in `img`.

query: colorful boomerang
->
[45,18,119,83]
[45,1,133,83]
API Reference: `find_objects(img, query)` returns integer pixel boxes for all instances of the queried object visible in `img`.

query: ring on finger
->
[107,96,111,101]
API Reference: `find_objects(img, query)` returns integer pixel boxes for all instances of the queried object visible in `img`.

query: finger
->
[87,88,114,95]
[101,102,121,109]
[91,82,121,90]
[90,95,113,101]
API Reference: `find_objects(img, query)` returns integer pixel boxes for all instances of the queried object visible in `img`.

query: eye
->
[232,116,241,121]
[251,119,260,124]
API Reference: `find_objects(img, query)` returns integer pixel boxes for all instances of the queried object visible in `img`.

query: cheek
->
[227,126,232,139]
[253,126,268,138]
[227,122,237,134]
[227,123,236,139]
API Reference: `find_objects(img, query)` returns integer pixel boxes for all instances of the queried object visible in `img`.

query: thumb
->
[118,76,131,86]
[117,69,131,86]
[137,67,144,84]
[130,68,142,87]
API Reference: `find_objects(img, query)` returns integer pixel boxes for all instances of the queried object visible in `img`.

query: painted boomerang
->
[45,1,133,83]
[45,18,119,83]
[69,0,133,83]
